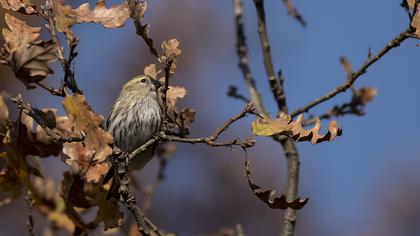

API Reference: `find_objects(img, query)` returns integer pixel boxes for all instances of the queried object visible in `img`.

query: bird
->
[105,75,163,199]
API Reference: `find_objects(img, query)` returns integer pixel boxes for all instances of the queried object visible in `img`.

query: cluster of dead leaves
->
[252,113,342,144]
[1,13,58,88]
[61,94,113,183]
[144,40,195,136]
[0,93,121,233]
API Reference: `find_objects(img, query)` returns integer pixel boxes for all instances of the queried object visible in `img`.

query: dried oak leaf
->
[2,13,40,53]
[9,40,58,85]
[245,160,308,209]
[52,0,130,41]
[144,63,163,81]
[252,113,342,144]
[0,0,36,14]
[167,86,186,113]
[51,0,75,41]
[74,0,130,28]
[62,94,112,183]
[174,108,196,135]
[161,39,182,58]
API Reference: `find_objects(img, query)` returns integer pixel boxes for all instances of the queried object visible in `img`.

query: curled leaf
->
[245,160,308,209]
[10,40,58,85]
[0,0,36,14]
[2,13,40,53]
[62,94,112,182]
[167,86,186,113]
[252,113,342,144]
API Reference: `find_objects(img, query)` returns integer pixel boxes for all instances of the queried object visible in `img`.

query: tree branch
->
[11,95,84,143]
[253,0,288,113]
[233,0,268,115]
[291,28,413,117]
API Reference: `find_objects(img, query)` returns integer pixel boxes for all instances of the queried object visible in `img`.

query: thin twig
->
[11,95,84,143]
[43,2,83,95]
[113,150,164,236]
[35,81,65,97]
[282,0,306,26]
[291,28,412,117]
[210,102,255,141]
[25,189,35,236]
[227,86,250,103]
[127,0,159,58]
[233,0,268,115]
[253,0,289,113]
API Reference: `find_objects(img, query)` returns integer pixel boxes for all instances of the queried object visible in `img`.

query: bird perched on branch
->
[105,75,163,199]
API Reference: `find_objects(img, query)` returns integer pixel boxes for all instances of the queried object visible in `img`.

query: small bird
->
[105,75,163,198]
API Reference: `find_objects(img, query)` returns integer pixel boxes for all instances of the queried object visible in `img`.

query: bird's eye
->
[141,78,147,83]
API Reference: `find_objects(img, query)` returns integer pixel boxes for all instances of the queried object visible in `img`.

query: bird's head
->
[122,75,163,94]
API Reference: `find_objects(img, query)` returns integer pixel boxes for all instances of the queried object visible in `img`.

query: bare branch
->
[42,4,83,95]
[253,0,289,113]
[25,189,35,236]
[291,28,412,117]
[11,95,84,143]
[233,0,268,115]
[227,85,250,103]
[112,150,164,236]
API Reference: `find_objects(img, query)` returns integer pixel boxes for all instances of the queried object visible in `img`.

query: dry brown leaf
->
[167,86,186,111]
[51,0,75,41]
[252,113,342,144]
[9,40,57,85]
[0,0,36,14]
[62,94,112,182]
[2,13,40,53]
[161,39,182,58]
[74,0,129,28]
[144,63,163,81]
[245,160,308,209]
[174,108,196,135]
[52,0,130,41]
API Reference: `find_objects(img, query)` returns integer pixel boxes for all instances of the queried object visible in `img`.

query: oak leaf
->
[62,94,112,182]
[52,0,130,41]
[144,63,163,81]
[2,13,40,53]
[245,160,308,209]
[0,0,36,14]
[161,39,182,58]
[51,0,75,41]
[167,86,186,109]
[74,0,130,28]
[10,40,58,85]
[252,113,342,144]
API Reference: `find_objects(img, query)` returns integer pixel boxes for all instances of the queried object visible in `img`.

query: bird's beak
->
[153,79,164,89]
